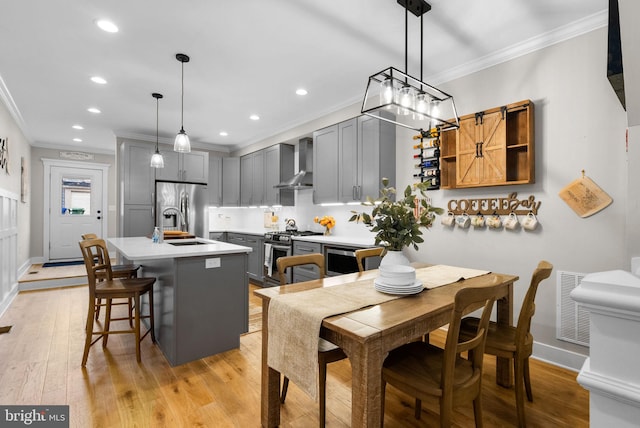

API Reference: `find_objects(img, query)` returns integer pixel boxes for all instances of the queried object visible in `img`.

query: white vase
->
[380,250,410,267]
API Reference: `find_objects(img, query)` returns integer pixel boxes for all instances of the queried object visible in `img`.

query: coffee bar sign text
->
[447,193,541,216]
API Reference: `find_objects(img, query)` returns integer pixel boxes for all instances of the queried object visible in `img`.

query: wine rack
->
[413,128,440,190]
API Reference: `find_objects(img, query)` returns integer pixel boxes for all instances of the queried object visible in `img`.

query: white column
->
[571,269,640,427]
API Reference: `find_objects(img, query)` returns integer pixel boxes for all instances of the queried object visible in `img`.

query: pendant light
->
[150,92,164,168]
[361,0,459,136]
[174,53,191,153]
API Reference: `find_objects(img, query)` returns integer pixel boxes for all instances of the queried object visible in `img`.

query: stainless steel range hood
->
[274,137,313,189]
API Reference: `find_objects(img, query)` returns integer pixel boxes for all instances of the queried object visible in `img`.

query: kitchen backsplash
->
[208,190,376,240]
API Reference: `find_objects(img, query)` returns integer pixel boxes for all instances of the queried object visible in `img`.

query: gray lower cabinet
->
[209,231,226,241]
[292,240,323,283]
[222,157,241,206]
[140,253,248,366]
[227,233,264,283]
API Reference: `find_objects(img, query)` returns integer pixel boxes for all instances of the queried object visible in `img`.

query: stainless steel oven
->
[263,241,292,287]
[263,230,323,287]
[325,245,381,276]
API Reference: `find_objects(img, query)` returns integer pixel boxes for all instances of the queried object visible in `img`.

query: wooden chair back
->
[276,253,325,285]
[79,239,114,291]
[81,233,98,240]
[442,283,500,396]
[514,260,553,348]
[355,247,383,273]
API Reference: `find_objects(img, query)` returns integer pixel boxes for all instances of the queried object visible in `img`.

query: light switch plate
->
[205,258,221,269]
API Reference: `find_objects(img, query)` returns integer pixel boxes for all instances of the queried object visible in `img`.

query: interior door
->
[49,166,104,260]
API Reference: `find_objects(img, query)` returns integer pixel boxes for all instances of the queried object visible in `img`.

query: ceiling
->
[0,0,607,154]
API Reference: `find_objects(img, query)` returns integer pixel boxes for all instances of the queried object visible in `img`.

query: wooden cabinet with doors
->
[440,99,534,189]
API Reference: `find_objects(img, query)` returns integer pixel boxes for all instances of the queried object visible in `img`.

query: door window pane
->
[61,176,91,215]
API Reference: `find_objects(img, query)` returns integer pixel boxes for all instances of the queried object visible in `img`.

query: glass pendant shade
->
[150,150,164,168]
[398,85,415,116]
[380,78,394,106]
[415,92,428,120]
[174,53,191,153]
[174,128,191,152]
[151,92,165,168]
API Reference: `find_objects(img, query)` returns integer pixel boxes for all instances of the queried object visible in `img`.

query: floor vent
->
[556,270,590,347]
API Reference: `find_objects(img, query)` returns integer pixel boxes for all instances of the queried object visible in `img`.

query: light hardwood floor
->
[0,284,588,427]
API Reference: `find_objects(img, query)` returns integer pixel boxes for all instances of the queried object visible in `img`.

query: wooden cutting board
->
[163,231,196,239]
[558,174,612,218]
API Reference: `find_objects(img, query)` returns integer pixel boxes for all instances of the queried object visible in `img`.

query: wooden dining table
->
[254,263,518,427]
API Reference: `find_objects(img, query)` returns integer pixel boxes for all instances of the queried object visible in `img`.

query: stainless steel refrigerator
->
[156,181,208,237]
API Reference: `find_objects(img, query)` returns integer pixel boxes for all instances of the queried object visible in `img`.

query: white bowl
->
[378,265,416,286]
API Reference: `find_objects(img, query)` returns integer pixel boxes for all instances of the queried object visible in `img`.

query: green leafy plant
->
[349,178,444,254]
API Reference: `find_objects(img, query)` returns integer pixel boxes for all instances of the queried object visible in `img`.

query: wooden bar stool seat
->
[79,238,156,366]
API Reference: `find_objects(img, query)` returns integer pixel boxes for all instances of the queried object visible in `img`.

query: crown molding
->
[0,74,31,142]
[115,131,231,153]
[427,9,608,86]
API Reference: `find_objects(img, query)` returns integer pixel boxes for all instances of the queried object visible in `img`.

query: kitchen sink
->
[168,241,209,246]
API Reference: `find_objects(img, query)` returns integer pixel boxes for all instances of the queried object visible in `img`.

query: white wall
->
[223,27,629,365]
[0,96,31,273]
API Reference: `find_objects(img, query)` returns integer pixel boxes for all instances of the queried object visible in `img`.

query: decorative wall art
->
[20,156,27,202]
[558,170,612,218]
[0,137,8,174]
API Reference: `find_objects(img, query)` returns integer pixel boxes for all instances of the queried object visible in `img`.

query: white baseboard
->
[19,277,87,291]
[532,341,588,372]
[0,283,19,319]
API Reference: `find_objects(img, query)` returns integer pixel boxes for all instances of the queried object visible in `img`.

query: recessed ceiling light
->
[73,138,82,142]
[91,76,107,84]
[72,125,84,130]
[249,114,260,121]
[296,88,308,96]
[87,107,101,114]
[96,19,118,33]
[219,131,228,137]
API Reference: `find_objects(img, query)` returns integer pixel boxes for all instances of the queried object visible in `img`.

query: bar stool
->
[78,238,156,366]
[81,233,140,324]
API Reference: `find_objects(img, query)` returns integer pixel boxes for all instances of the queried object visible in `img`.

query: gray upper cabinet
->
[313,113,395,204]
[119,140,155,237]
[338,118,358,202]
[121,140,155,205]
[156,149,209,184]
[240,150,265,206]
[208,156,223,206]
[313,125,340,204]
[264,144,294,207]
[357,113,396,201]
[222,157,241,206]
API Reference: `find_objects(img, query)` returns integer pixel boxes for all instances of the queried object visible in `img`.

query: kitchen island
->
[108,236,252,366]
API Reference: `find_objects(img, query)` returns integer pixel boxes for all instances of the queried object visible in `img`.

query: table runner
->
[267,264,490,400]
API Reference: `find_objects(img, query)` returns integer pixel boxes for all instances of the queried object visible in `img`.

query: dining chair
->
[81,233,140,325]
[78,238,156,366]
[459,260,553,428]
[354,247,383,273]
[381,282,501,427]
[276,253,347,427]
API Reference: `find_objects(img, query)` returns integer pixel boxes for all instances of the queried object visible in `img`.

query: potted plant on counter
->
[349,178,443,265]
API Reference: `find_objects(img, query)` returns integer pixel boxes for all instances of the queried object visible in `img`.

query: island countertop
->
[108,236,252,261]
